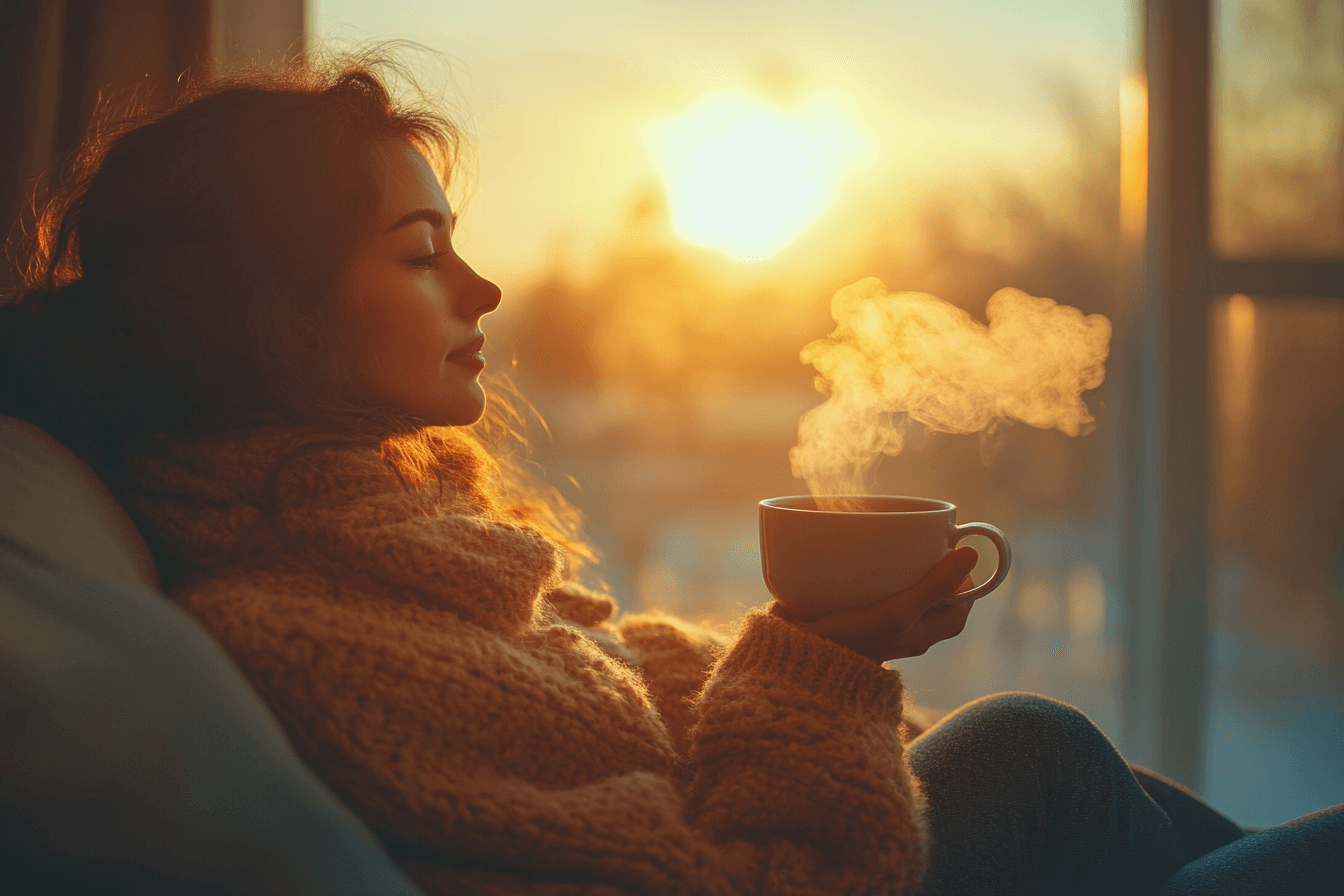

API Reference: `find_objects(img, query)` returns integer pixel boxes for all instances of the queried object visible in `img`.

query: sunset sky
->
[312,1,1136,290]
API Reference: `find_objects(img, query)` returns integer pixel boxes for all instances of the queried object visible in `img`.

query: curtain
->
[0,0,303,283]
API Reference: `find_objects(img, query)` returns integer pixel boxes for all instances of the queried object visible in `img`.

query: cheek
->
[347,278,448,363]
[338,277,453,413]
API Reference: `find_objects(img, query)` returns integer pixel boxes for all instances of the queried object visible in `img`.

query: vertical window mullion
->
[1127,0,1214,790]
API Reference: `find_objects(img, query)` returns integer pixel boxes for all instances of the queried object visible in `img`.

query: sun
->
[647,92,866,262]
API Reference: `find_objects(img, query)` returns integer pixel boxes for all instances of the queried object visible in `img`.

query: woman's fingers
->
[794,547,979,662]
[862,547,979,634]
[908,592,975,645]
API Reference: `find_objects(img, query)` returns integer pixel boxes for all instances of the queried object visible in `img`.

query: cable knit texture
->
[121,426,928,895]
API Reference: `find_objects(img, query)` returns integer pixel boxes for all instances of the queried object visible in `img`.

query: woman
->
[1,53,1337,896]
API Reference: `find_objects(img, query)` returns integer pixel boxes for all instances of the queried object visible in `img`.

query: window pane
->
[1213,0,1344,257]
[1207,294,1344,827]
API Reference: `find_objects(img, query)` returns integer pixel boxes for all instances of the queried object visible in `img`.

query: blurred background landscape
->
[311,0,1344,828]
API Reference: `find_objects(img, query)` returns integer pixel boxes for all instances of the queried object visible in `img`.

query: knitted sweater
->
[123,427,927,895]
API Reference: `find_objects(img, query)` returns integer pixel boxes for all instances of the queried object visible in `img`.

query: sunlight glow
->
[1223,293,1258,433]
[1119,74,1148,240]
[647,92,867,262]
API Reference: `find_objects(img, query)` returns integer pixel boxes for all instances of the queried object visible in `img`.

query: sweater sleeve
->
[688,609,926,894]
[175,580,926,896]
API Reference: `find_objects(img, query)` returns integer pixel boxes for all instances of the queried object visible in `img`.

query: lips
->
[447,334,486,370]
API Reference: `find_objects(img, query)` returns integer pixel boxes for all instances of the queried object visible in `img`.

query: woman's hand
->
[770,546,979,664]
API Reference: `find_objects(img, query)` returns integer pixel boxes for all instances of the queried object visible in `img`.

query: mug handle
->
[947,522,1012,603]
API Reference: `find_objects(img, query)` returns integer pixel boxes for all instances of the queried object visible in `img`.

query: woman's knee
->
[912,692,1108,763]
[955,692,1092,736]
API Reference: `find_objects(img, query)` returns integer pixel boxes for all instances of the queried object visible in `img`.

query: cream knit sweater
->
[123,426,927,895]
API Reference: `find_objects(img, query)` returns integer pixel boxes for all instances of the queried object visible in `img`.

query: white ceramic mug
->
[759,495,1011,622]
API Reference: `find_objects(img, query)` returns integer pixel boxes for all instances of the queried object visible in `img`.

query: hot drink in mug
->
[759,495,1011,623]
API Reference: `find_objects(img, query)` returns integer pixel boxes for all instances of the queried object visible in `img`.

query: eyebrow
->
[383,208,451,236]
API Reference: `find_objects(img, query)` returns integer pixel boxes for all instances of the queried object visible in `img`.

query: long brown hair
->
[0,48,592,568]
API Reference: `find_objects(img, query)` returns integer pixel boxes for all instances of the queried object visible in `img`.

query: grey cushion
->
[0,415,160,593]
[0,416,422,895]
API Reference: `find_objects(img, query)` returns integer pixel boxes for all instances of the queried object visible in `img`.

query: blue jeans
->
[909,693,1343,896]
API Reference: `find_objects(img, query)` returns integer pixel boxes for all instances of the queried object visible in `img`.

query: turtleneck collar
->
[121,425,565,635]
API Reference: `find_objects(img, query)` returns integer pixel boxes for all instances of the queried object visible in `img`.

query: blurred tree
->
[1215,0,1344,255]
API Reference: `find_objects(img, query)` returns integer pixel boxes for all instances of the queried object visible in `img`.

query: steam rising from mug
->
[790,277,1112,503]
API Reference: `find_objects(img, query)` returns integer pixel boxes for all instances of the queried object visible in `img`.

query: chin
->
[392,380,488,428]
[433,390,487,427]
[452,405,487,427]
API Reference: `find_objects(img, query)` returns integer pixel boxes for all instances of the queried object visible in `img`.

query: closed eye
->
[408,250,448,270]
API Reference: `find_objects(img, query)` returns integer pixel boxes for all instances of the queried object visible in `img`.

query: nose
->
[459,261,502,320]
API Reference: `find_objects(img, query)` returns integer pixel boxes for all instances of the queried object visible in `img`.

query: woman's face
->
[336,140,501,425]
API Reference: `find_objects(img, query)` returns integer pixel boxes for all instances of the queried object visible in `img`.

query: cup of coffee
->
[759,495,1011,622]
